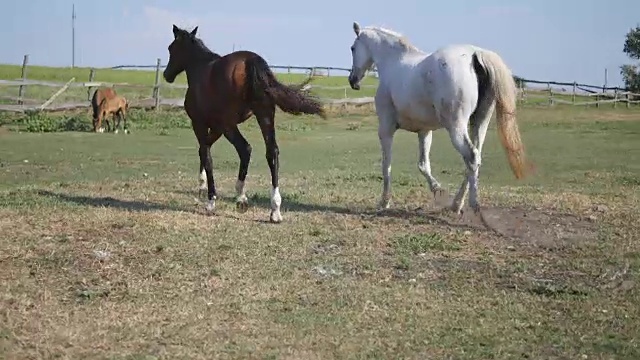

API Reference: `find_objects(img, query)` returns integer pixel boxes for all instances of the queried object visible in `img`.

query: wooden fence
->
[1,55,639,113]
[517,78,640,108]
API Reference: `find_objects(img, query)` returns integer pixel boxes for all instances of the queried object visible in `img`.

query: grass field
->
[1,104,639,359]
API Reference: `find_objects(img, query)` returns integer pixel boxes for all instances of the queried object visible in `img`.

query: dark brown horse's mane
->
[192,37,222,62]
[175,26,222,62]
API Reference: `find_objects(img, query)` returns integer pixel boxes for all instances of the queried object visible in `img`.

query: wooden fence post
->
[87,68,96,101]
[572,82,576,104]
[613,88,618,108]
[547,82,552,106]
[17,55,29,105]
[40,77,76,110]
[153,58,161,110]
[627,92,631,109]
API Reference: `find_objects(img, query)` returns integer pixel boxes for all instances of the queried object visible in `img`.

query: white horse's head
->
[348,22,374,90]
[348,22,418,90]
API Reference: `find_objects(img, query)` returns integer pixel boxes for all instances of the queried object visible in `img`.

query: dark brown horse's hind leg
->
[257,109,282,223]
[224,126,252,213]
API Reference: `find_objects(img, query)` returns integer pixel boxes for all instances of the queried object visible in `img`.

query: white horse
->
[347,22,532,216]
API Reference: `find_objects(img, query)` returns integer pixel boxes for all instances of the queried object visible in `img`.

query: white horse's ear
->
[353,22,361,36]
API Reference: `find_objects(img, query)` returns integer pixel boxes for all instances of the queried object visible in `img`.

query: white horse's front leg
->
[417,131,444,195]
[377,121,397,210]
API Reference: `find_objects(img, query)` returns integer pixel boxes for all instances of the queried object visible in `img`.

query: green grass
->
[0,63,379,106]
[0,106,639,359]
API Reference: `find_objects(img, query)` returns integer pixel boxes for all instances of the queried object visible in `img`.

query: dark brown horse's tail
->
[246,56,326,119]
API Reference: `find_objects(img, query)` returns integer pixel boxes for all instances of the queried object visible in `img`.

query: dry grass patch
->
[1,107,639,359]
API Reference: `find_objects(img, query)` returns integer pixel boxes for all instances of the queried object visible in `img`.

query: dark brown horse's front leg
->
[199,143,216,212]
[197,128,222,212]
[259,120,282,223]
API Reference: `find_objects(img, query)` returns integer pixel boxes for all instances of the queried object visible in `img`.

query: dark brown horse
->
[163,25,326,223]
[91,87,129,134]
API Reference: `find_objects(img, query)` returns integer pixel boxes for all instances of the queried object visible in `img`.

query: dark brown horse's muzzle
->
[162,69,175,83]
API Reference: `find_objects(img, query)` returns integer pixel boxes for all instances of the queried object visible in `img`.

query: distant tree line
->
[621,25,640,93]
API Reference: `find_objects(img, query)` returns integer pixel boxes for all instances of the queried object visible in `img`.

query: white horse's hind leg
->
[448,127,481,213]
[451,102,495,213]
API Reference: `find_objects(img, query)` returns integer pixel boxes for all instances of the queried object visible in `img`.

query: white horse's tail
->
[473,49,532,180]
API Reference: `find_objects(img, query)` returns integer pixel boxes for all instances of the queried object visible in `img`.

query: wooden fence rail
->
[1,55,640,113]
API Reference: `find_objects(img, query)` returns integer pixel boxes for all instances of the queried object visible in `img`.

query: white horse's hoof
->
[270,210,283,223]
[236,197,249,213]
[451,203,464,215]
[377,199,391,211]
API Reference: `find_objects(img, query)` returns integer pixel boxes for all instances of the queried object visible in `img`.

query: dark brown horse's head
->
[163,25,200,83]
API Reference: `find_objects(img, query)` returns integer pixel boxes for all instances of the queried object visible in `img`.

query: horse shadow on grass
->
[225,192,487,231]
[37,189,489,232]
[37,190,192,213]
[218,192,355,216]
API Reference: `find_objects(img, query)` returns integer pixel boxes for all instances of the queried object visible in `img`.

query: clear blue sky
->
[1,0,638,87]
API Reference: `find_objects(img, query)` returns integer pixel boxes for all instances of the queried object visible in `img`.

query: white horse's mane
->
[362,26,420,52]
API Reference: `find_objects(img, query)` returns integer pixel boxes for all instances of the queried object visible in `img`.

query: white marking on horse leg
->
[236,180,247,202]
[270,186,283,223]
[199,169,207,191]
[114,129,119,134]
[417,131,442,193]
[124,129,130,134]
[235,179,249,212]
[205,196,216,212]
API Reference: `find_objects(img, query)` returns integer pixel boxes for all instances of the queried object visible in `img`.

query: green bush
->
[20,111,92,133]
[11,109,192,133]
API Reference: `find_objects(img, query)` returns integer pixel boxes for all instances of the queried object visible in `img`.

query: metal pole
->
[72,4,76,68]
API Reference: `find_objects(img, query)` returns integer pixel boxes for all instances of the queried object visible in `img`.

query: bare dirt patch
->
[368,201,598,249]
[478,206,597,246]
